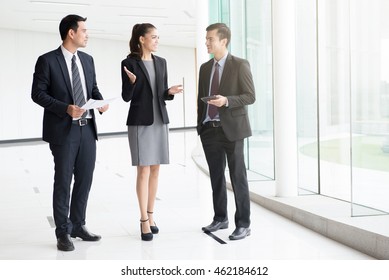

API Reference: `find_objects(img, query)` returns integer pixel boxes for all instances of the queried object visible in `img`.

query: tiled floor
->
[0,129,374,260]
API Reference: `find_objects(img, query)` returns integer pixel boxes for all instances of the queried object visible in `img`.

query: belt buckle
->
[78,119,88,126]
[212,121,220,127]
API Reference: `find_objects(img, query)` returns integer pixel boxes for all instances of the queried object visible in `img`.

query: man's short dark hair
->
[206,23,231,47]
[59,14,87,41]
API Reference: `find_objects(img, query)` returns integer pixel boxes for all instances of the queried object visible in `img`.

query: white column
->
[196,0,209,73]
[272,0,298,197]
[193,0,209,155]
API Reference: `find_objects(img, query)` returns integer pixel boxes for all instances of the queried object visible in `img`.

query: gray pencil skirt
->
[127,122,169,166]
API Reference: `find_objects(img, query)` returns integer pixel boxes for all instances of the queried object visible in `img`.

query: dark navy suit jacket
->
[31,47,103,144]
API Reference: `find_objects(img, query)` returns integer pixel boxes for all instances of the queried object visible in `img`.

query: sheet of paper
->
[81,97,118,110]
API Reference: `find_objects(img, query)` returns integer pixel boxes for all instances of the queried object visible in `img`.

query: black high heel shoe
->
[147,211,159,234]
[140,219,153,241]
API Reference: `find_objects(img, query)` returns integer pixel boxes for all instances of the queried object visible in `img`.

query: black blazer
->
[197,54,256,141]
[121,54,173,126]
[31,47,103,145]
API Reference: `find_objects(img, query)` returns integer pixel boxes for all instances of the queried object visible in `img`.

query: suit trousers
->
[200,126,251,228]
[49,121,96,237]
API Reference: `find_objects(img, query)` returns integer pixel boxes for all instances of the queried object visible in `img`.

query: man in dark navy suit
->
[31,14,109,251]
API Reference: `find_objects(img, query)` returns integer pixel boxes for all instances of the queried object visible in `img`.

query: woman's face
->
[140,28,159,52]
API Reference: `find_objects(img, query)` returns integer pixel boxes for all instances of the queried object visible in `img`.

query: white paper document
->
[81,97,118,110]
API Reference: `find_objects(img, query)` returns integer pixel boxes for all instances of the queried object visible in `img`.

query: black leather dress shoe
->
[71,225,101,241]
[202,220,229,232]
[229,227,251,240]
[57,234,75,251]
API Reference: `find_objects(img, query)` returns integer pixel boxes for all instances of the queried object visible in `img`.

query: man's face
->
[72,21,88,48]
[205,29,227,55]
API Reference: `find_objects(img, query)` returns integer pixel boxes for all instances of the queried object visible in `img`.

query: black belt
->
[203,121,222,128]
[72,119,90,126]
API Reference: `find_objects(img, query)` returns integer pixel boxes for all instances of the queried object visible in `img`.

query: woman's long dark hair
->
[128,23,156,58]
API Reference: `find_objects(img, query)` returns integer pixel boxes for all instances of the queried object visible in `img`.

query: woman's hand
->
[124,66,136,84]
[168,85,184,95]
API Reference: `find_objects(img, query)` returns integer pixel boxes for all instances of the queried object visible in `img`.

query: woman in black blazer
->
[121,23,182,241]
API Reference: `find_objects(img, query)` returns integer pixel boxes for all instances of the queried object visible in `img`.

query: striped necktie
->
[71,55,87,117]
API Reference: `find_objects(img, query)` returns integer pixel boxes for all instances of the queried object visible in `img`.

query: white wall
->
[0,28,197,141]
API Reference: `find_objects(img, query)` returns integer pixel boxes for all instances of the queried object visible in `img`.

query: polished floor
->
[0,129,374,260]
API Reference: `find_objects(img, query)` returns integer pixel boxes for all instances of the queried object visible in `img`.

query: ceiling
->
[0,0,197,48]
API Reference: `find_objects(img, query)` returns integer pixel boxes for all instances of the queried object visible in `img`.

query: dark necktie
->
[72,55,87,118]
[208,62,219,119]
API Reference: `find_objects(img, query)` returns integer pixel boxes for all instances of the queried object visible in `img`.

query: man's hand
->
[67,105,86,118]
[98,104,109,113]
[208,95,228,107]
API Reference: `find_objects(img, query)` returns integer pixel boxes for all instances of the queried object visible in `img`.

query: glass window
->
[297,0,389,215]
[212,0,274,181]
[317,0,352,202]
[350,0,389,215]
[214,0,389,215]
[245,0,274,180]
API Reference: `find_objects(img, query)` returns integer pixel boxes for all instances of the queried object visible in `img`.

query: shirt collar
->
[61,45,78,61]
[214,52,228,68]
